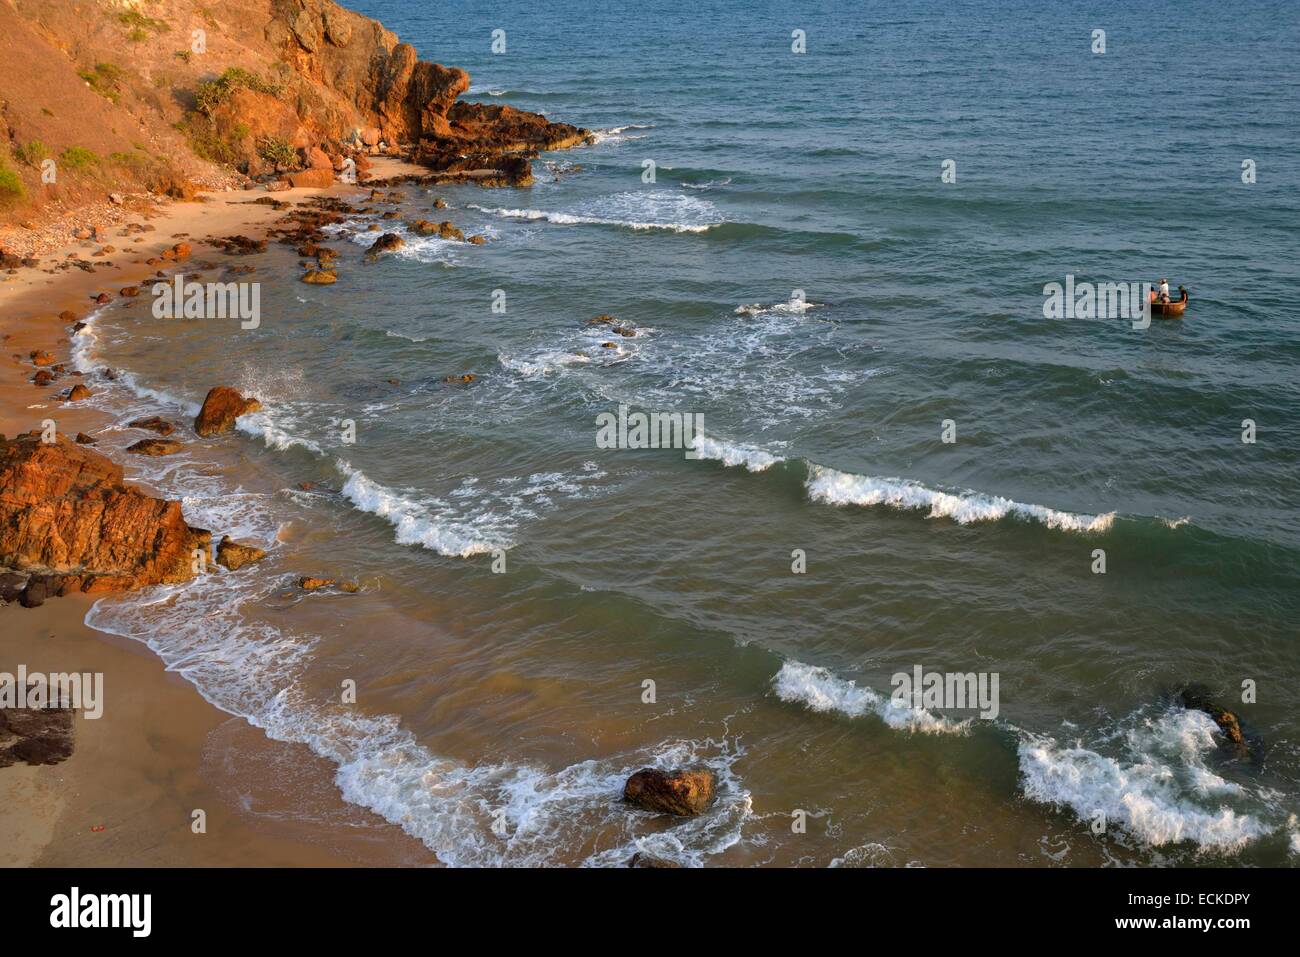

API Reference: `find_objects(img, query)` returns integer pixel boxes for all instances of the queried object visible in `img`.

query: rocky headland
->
[0,0,591,261]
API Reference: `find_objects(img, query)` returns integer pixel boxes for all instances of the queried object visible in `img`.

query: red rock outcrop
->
[0,432,210,593]
[194,387,263,437]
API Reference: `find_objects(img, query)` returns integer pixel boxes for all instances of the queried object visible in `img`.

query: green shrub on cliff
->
[177,118,241,167]
[0,159,25,202]
[257,137,298,170]
[12,141,48,167]
[193,68,282,117]
[118,10,170,41]
[59,147,100,172]
[78,63,125,103]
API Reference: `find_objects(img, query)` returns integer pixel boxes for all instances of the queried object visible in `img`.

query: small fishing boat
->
[1151,286,1189,318]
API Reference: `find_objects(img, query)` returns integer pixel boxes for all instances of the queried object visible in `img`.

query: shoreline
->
[1,159,439,867]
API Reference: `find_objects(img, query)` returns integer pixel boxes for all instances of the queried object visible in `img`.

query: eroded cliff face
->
[254,0,591,172]
[0,432,209,594]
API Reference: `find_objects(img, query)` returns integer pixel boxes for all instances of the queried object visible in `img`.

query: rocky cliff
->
[0,0,590,248]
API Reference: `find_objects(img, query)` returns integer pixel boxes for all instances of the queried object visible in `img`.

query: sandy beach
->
[1,160,438,867]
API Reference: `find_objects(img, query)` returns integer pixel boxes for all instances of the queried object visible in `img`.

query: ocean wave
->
[469,191,724,234]
[773,661,971,734]
[334,461,607,558]
[590,123,655,145]
[1017,708,1273,851]
[335,460,508,557]
[805,464,1115,533]
[682,176,733,191]
[776,658,1278,851]
[691,432,784,472]
[385,329,433,342]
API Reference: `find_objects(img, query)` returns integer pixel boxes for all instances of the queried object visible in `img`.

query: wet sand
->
[1,160,437,867]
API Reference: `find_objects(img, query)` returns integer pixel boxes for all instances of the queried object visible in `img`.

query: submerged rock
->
[194,386,262,437]
[623,767,716,817]
[627,853,683,868]
[126,438,183,456]
[128,416,175,436]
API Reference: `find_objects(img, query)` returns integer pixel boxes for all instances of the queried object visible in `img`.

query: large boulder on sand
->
[194,387,262,437]
[289,167,334,189]
[623,767,716,816]
[0,432,209,593]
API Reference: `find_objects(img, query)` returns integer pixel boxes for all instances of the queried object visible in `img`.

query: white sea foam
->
[500,351,586,377]
[735,298,824,316]
[773,661,971,734]
[1017,708,1272,851]
[829,842,898,868]
[691,432,783,472]
[385,330,432,342]
[326,220,464,264]
[805,465,1116,533]
[469,191,723,234]
[590,123,655,145]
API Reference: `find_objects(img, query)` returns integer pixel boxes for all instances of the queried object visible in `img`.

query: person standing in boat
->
[1157,277,1171,303]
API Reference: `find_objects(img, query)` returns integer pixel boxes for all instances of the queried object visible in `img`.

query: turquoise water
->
[74,0,1299,865]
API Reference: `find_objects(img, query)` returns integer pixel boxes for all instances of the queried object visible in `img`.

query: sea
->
[68,0,1300,865]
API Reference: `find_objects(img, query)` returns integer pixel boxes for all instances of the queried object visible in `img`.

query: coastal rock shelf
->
[0,432,210,597]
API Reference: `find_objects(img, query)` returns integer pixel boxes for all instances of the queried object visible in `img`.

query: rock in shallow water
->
[216,535,266,572]
[126,438,183,456]
[623,767,716,816]
[194,386,262,437]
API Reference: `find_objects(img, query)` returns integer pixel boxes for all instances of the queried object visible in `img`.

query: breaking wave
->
[469,191,724,233]
[773,661,971,734]
[805,465,1116,533]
